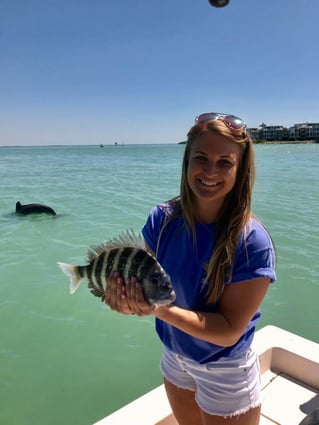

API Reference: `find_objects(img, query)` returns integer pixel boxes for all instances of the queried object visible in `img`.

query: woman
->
[106,112,276,425]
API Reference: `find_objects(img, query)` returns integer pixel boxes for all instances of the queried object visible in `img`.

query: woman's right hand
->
[105,272,133,315]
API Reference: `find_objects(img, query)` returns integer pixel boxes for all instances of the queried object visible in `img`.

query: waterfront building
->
[248,122,319,141]
[248,126,288,141]
[288,123,319,140]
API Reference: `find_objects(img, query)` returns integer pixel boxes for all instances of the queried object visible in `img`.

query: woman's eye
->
[218,160,232,167]
[194,155,207,162]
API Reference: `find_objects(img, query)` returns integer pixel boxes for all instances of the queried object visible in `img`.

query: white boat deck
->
[94,326,319,425]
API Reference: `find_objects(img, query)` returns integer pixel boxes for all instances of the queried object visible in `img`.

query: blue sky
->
[1,0,318,145]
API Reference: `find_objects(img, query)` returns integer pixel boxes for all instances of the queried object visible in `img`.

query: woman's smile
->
[199,179,220,187]
[196,177,223,196]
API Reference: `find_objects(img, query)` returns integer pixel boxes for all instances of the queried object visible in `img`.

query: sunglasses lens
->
[224,115,246,130]
[195,113,220,124]
[195,112,246,131]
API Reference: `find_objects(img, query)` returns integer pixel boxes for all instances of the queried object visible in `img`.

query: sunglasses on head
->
[195,112,247,132]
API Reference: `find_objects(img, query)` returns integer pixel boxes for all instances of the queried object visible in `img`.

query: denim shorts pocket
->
[205,349,257,373]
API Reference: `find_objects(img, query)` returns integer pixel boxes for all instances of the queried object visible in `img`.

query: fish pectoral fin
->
[57,262,82,294]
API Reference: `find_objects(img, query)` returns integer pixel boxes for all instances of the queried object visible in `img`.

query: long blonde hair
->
[169,119,255,304]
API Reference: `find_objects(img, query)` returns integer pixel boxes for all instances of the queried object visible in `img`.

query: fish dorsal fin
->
[87,229,145,261]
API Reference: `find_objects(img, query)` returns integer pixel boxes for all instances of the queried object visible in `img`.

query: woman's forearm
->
[154,305,240,347]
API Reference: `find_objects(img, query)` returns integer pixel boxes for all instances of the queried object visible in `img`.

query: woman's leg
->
[164,378,261,425]
[164,376,261,425]
[201,406,261,425]
[164,377,203,425]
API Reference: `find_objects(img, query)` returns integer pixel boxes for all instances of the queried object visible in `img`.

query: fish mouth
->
[153,299,174,306]
[150,292,176,306]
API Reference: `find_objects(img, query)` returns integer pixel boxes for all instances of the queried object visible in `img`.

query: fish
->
[57,230,176,306]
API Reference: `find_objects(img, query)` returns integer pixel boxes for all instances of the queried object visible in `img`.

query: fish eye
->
[151,277,160,285]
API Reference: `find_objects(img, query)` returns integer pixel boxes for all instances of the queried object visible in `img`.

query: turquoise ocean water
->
[1,143,318,425]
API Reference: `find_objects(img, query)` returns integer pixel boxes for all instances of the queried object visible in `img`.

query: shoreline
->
[178,139,318,145]
[255,139,318,145]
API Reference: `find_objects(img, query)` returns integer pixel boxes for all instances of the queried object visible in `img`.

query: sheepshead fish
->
[57,230,176,306]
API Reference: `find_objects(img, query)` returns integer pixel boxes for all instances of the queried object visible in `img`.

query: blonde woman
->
[106,112,276,425]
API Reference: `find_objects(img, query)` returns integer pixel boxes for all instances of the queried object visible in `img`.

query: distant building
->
[288,123,319,140]
[260,126,287,141]
[248,122,319,141]
[248,126,288,141]
[247,128,259,140]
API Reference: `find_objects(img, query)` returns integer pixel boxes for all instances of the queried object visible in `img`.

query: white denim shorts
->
[160,345,262,417]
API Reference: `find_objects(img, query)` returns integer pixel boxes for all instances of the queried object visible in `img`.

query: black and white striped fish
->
[57,230,176,306]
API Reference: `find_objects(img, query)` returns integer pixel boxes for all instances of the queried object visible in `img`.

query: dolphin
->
[15,201,57,216]
[208,0,230,7]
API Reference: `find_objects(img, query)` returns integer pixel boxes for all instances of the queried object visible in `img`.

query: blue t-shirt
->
[142,202,276,364]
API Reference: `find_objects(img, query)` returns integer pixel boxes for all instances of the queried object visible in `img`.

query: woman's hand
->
[124,277,155,316]
[105,272,132,314]
[105,272,155,316]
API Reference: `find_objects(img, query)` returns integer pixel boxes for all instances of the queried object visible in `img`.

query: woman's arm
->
[105,241,271,347]
[122,276,270,347]
[154,277,270,346]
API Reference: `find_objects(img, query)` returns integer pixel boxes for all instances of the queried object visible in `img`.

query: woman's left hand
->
[124,277,156,316]
[105,272,155,316]
[105,272,132,314]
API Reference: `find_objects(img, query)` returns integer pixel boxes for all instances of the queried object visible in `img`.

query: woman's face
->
[187,131,241,219]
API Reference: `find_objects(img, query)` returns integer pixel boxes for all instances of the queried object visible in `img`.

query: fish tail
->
[57,262,83,294]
